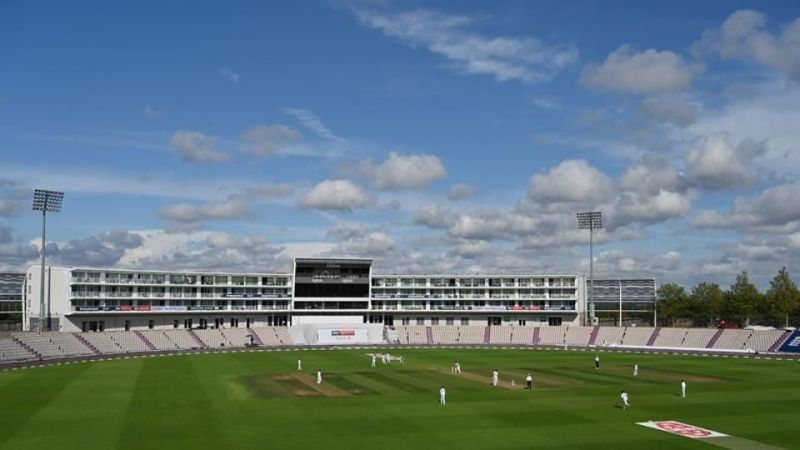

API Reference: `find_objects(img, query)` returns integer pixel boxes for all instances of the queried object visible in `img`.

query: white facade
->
[24,261,586,332]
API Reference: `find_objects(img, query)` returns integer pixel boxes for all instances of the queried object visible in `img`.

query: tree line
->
[658,267,800,328]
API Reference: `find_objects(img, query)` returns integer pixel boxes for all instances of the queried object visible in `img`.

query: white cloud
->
[359,151,446,190]
[607,189,692,231]
[219,67,241,83]
[686,134,759,190]
[688,79,800,179]
[297,180,373,211]
[169,130,227,163]
[159,195,252,223]
[350,7,577,83]
[620,162,686,195]
[694,182,800,231]
[531,97,561,110]
[331,230,396,257]
[284,108,348,143]
[414,203,455,229]
[245,183,295,199]
[447,211,540,241]
[582,45,701,93]
[695,10,800,81]
[143,105,163,118]
[638,96,699,127]
[447,184,478,201]
[528,159,614,204]
[206,232,268,250]
[241,124,302,157]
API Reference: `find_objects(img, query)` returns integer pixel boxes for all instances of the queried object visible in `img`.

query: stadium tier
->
[0,326,794,365]
[21,258,616,333]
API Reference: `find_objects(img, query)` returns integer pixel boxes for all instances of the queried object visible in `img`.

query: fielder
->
[297,358,302,371]
[526,373,533,390]
[492,369,499,387]
[620,390,630,410]
[316,369,323,385]
[681,379,687,398]
[633,363,638,376]
[439,386,446,405]
[594,355,600,370]
[452,361,461,374]
[371,354,376,367]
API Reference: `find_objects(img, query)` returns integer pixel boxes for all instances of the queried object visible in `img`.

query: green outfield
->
[0,349,797,450]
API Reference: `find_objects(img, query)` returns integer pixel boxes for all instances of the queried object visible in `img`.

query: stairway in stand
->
[587,326,600,346]
[134,331,156,351]
[646,327,661,346]
[73,333,100,355]
[706,328,724,348]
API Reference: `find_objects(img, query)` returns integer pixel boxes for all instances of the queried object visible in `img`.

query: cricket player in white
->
[316,370,322,385]
[525,373,533,390]
[492,369,499,387]
[620,390,630,410]
[594,355,600,370]
[371,354,376,367]
[297,359,302,371]
[681,379,687,398]
[439,386,446,405]
[633,363,638,376]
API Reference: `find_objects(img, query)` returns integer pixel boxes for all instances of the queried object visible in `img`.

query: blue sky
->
[2,0,800,288]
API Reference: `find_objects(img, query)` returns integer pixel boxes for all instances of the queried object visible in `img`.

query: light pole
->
[577,211,603,326]
[32,189,64,331]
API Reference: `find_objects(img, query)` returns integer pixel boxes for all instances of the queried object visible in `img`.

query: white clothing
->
[492,371,499,386]
[621,392,630,409]
[316,371,322,384]
[371,356,376,367]
[297,359,302,371]
[439,387,446,405]
[633,364,638,376]
[681,381,687,397]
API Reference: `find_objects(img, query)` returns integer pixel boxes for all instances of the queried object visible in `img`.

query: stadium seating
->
[653,327,688,347]
[0,326,793,366]
[139,330,180,351]
[79,332,124,354]
[679,328,718,348]
[458,326,486,344]
[538,326,567,345]
[593,327,625,346]
[713,329,751,351]
[564,326,593,346]
[748,329,785,352]
[194,329,233,348]
[0,338,37,362]
[220,328,253,347]
[163,329,203,350]
[510,327,534,345]
[395,326,428,345]
[250,327,294,346]
[489,326,512,344]
[619,327,655,346]
[431,326,459,344]
[108,331,150,353]
[13,332,94,358]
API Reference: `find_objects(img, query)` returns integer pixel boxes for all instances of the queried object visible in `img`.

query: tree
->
[725,272,762,326]
[657,283,690,326]
[691,282,723,327]
[766,267,800,328]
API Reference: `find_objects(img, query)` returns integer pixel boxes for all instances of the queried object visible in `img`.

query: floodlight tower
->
[32,189,64,331]
[577,211,603,326]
